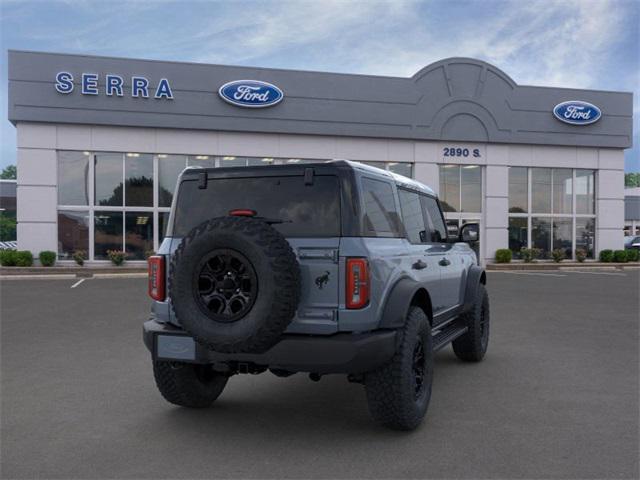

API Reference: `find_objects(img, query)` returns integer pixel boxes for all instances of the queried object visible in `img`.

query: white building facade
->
[8,51,633,264]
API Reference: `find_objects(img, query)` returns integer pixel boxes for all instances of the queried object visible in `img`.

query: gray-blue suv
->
[144,160,489,430]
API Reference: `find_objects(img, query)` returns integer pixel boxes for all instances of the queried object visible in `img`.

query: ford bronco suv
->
[143,160,489,430]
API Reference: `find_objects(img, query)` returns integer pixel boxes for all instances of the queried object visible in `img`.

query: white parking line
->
[567,270,626,276]
[491,271,566,277]
[70,278,86,288]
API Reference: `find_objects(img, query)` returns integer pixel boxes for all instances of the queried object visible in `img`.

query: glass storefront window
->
[95,153,123,206]
[57,210,89,259]
[60,151,420,260]
[158,211,171,243]
[531,168,551,213]
[576,170,595,214]
[460,165,481,213]
[508,217,527,258]
[158,155,187,207]
[552,217,572,258]
[94,211,123,259]
[248,157,275,166]
[552,169,572,214]
[125,212,153,260]
[576,218,596,258]
[125,153,153,207]
[187,155,215,168]
[388,162,412,178]
[508,167,528,213]
[220,156,247,167]
[531,217,551,258]
[439,165,460,212]
[58,151,90,205]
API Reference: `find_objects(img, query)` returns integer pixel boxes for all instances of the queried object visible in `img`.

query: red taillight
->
[346,257,369,309]
[229,209,257,217]
[148,255,165,301]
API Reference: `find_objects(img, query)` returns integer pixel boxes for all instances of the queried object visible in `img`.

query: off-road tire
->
[452,283,489,362]
[170,216,301,354]
[364,306,433,431]
[153,361,228,408]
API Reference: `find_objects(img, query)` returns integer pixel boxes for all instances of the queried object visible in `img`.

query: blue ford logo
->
[553,100,601,125]
[218,80,283,108]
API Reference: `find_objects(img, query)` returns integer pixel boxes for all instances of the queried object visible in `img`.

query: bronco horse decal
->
[315,271,330,290]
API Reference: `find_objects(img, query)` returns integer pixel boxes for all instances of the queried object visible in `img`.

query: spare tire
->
[169,216,301,353]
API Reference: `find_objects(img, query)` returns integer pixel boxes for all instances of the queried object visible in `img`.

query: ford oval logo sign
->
[553,100,601,125]
[218,80,283,108]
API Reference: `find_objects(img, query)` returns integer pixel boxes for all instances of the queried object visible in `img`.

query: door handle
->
[439,257,451,267]
[412,259,427,270]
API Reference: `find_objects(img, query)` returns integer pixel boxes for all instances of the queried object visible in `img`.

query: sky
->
[0,0,638,171]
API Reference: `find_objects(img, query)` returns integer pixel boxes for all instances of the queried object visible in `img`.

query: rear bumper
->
[143,319,396,374]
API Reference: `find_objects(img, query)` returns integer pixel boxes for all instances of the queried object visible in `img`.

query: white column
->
[596,149,625,253]
[16,123,58,258]
[484,165,509,262]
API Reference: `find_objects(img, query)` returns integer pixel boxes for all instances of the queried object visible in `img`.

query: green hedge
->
[15,250,33,267]
[551,249,565,263]
[613,250,628,263]
[495,249,512,263]
[0,249,17,266]
[39,251,57,267]
[627,249,639,262]
[599,249,614,262]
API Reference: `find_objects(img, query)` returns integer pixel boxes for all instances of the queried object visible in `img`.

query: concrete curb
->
[486,262,639,271]
[0,266,146,276]
[0,272,148,280]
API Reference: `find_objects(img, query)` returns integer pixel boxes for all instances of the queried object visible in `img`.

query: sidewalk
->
[487,262,639,271]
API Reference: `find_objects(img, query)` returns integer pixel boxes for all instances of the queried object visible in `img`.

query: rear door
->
[397,188,443,305]
[421,194,461,320]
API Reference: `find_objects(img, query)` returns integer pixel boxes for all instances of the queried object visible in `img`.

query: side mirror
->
[460,223,479,243]
[447,224,459,241]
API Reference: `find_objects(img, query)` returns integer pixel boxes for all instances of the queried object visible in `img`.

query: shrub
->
[107,250,127,266]
[494,249,512,263]
[575,249,587,263]
[520,248,534,263]
[0,249,18,266]
[613,250,628,263]
[39,250,56,267]
[72,250,87,266]
[551,249,565,263]
[520,247,542,263]
[144,249,156,259]
[626,249,639,262]
[15,250,34,267]
[599,249,614,262]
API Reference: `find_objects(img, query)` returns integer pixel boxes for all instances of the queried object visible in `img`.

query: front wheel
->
[153,361,228,408]
[364,306,433,430]
[452,283,490,362]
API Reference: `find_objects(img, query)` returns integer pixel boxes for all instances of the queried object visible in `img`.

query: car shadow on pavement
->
[140,351,462,439]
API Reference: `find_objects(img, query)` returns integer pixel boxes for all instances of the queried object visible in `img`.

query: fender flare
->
[378,277,431,329]
[462,265,486,313]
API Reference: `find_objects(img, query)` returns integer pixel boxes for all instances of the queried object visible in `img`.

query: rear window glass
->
[173,175,341,237]
[361,177,402,236]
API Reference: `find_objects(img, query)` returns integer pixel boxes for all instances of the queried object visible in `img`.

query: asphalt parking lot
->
[1,270,638,479]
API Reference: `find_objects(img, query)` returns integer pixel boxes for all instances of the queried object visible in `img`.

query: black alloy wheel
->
[194,249,258,323]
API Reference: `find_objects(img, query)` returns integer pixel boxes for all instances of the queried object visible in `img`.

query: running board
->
[432,318,468,351]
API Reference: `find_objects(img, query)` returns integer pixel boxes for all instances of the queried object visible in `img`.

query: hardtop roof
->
[180,159,436,197]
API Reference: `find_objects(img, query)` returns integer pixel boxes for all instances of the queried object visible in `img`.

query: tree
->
[625,173,640,188]
[1,165,16,179]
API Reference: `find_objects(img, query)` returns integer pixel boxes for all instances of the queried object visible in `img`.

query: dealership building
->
[7,50,633,264]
